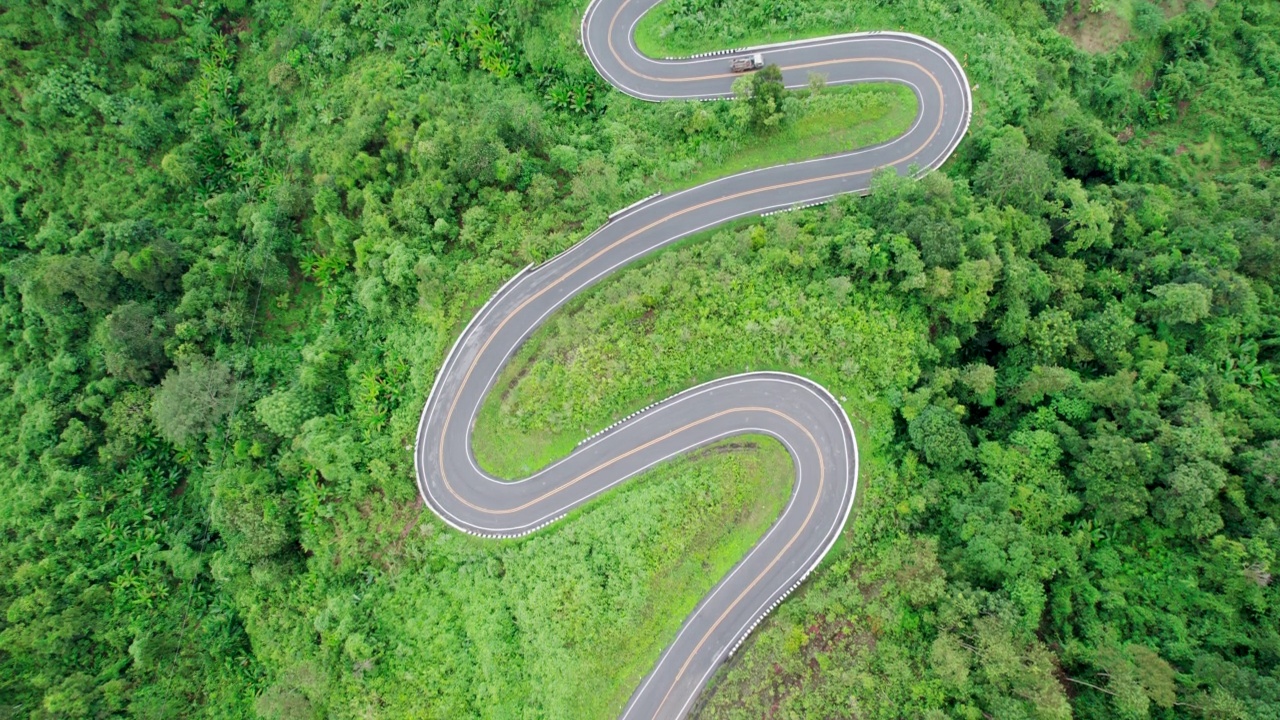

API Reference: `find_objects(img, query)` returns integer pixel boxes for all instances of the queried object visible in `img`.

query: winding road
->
[414,1,971,716]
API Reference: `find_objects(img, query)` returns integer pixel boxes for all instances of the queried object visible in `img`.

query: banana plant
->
[546,84,572,111]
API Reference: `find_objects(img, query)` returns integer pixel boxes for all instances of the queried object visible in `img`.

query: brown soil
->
[496,352,538,405]
[1059,0,1218,54]
[686,441,760,461]
[635,306,657,332]
[397,495,426,541]
[1058,0,1133,54]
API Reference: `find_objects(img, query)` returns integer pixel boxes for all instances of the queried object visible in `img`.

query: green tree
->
[1080,302,1135,371]
[734,64,787,131]
[112,239,182,294]
[1154,461,1227,538]
[99,301,167,383]
[37,254,117,312]
[1090,644,1178,718]
[974,126,1054,215]
[209,467,296,563]
[1146,282,1213,325]
[1027,308,1078,365]
[151,355,236,445]
[908,404,973,469]
[959,362,997,406]
[1076,433,1152,525]
[255,386,319,438]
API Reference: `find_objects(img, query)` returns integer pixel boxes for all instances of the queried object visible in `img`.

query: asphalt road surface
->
[415,1,971,716]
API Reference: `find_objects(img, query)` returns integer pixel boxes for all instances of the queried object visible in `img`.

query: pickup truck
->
[730,53,764,72]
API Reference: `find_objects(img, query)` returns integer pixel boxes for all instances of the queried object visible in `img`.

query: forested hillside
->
[1,0,1277,718]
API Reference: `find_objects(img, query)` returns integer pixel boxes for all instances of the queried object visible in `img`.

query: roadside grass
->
[461,212,917,716]
[471,329,575,477]
[378,433,793,718]
[632,2,845,59]
[470,214,924,480]
[469,83,921,480]
[471,323,783,478]
[663,84,918,192]
[569,435,793,717]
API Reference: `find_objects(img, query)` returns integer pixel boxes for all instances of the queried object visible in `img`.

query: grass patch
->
[259,276,322,344]
[633,1,844,59]
[473,330,577,477]
[471,85,920,480]
[471,213,924,479]
[376,433,792,718]
[1057,0,1141,54]
[570,435,793,717]
[665,84,918,192]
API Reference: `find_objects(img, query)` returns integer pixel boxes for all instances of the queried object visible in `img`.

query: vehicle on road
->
[730,53,764,72]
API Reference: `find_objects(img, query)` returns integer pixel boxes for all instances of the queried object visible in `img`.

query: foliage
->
[0,0,1278,717]
[734,64,788,131]
[152,356,238,445]
[472,216,924,477]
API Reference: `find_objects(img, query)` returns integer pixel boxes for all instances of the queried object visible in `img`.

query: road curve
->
[414,2,970,717]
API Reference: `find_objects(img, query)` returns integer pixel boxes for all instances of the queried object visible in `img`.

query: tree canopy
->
[1,0,1278,718]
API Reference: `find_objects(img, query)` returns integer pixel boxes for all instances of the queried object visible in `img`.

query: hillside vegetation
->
[1,0,1278,719]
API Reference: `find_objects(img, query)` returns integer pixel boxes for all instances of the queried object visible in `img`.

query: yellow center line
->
[441,0,946,512]
[427,6,949,713]
[449,406,773,514]
[435,70,943,510]
[649,409,826,718]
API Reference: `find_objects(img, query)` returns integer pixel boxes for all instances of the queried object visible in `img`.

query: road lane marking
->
[442,406,799,514]
[417,1,969,715]
[433,70,946,509]
[647,408,826,719]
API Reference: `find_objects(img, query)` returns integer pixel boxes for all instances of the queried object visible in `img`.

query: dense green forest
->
[1,0,1278,717]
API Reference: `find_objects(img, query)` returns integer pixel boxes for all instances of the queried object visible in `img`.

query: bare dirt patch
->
[1058,0,1133,54]
[687,440,760,461]
[496,351,538,405]
[1058,0,1217,54]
